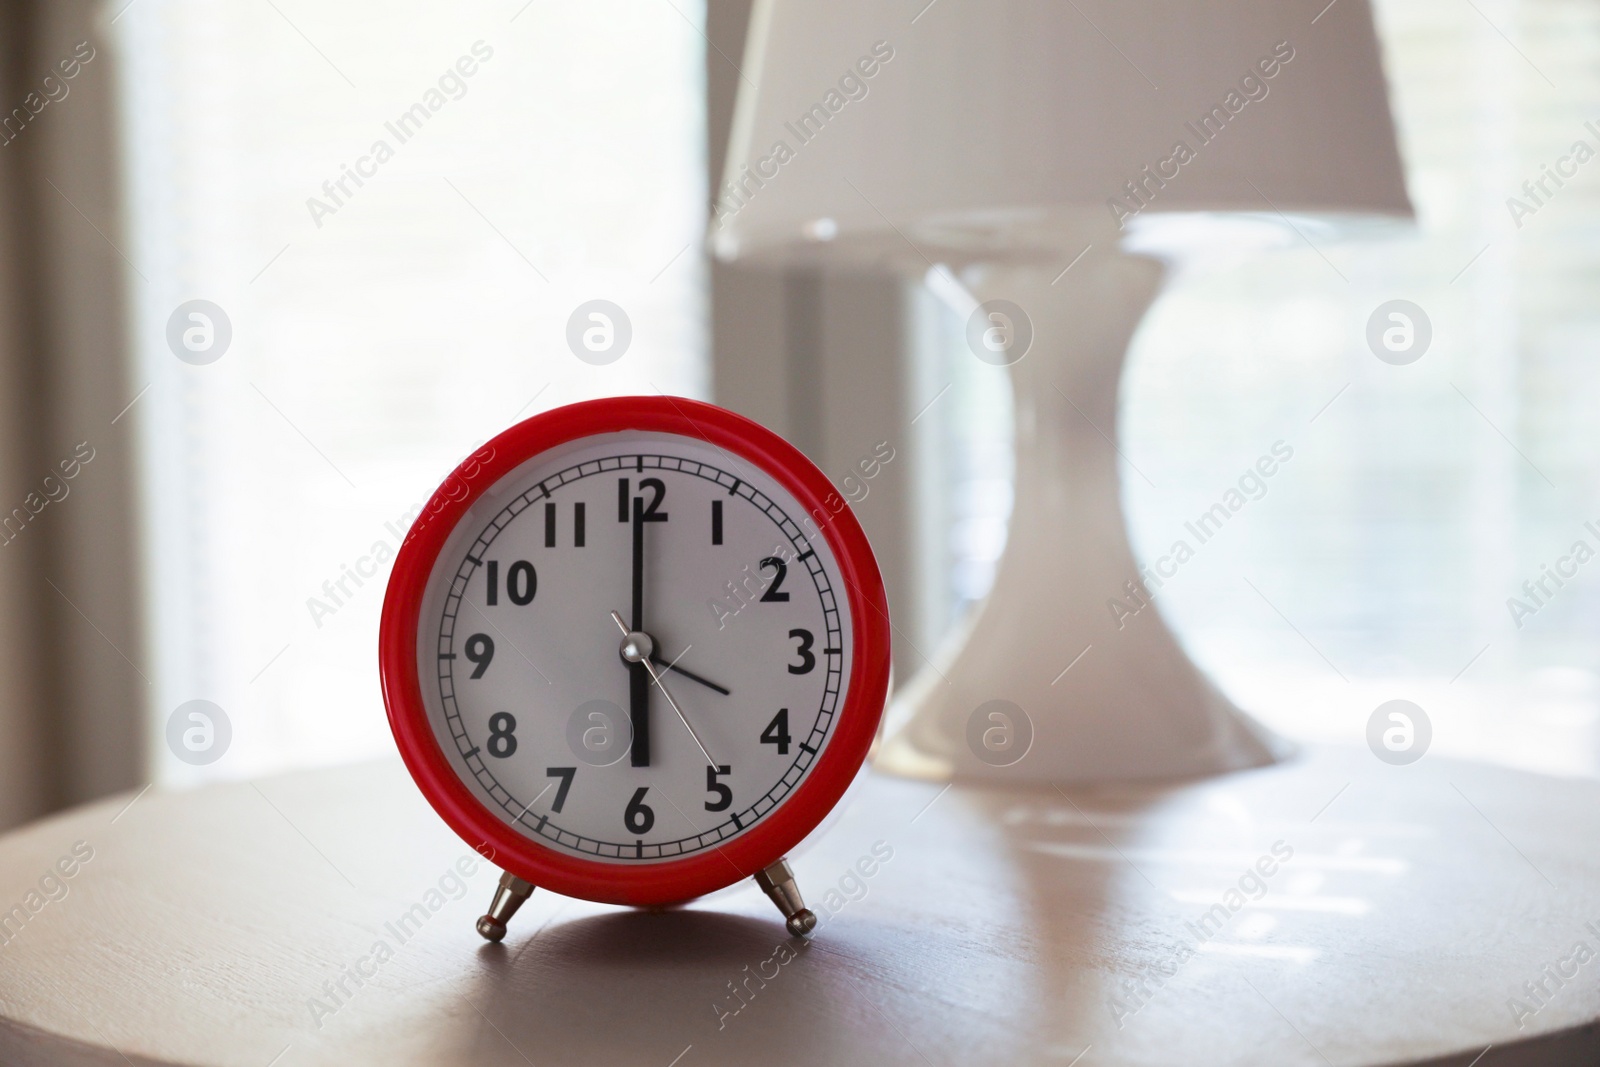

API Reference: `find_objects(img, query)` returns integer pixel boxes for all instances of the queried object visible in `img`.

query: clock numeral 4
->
[761,708,791,755]
[705,765,732,812]
[624,786,655,834]
[487,712,518,758]
[485,560,537,606]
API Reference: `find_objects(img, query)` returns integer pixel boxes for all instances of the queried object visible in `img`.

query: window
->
[115,0,708,783]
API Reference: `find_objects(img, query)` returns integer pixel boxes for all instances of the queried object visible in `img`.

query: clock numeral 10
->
[485,560,537,606]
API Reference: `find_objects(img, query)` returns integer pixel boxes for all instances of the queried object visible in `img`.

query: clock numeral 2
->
[544,502,585,548]
[625,786,655,834]
[761,708,791,754]
[759,557,789,602]
[705,765,732,812]
[485,560,537,606]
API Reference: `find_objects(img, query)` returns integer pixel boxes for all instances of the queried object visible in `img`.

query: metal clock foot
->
[755,857,816,938]
[475,870,535,942]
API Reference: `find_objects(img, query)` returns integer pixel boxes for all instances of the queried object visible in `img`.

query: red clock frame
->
[379,396,891,907]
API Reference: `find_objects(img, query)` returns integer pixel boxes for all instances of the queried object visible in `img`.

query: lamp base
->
[878,246,1286,785]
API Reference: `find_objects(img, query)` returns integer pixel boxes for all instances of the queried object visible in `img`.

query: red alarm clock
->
[379,397,891,940]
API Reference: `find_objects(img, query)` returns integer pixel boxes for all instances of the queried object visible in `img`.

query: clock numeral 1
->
[711,500,723,545]
[705,765,733,812]
[625,786,655,834]
[761,708,791,755]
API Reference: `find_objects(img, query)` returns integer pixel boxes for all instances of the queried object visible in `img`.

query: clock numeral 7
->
[704,765,732,812]
[546,766,575,813]
[484,560,537,605]
[761,708,790,754]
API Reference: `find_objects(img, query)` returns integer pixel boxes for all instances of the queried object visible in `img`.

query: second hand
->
[611,610,717,766]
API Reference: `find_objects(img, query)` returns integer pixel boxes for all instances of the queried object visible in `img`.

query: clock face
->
[413,430,856,865]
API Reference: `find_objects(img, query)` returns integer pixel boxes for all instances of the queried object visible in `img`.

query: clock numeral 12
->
[617,477,668,523]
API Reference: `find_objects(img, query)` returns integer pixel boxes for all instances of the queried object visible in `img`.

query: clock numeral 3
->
[761,708,791,754]
[464,633,495,678]
[787,628,815,674]
[625,786,655,834]
[487,712,518,758]
[705,765,733,812]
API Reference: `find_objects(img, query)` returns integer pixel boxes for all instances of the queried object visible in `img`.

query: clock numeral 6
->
[705,765,732,812]
[465,633,495,678]
[761,708,790,754]
[625,786,655,834]
[487,712,518,758]
[484,560,537,606]
[787,628,815,674]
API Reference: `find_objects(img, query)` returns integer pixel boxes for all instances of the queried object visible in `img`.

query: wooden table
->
[1,745,1597,1066]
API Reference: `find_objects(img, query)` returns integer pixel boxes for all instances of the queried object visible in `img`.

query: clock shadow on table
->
[451,908,861,1066]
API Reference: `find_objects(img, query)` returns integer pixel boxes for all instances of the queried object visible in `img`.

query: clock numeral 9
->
[625,786,655,834]
[464,633,494,678]
[705,765,732,812]
[761,708,791,754]
[485,560,537,606]
[487,712,518,758]
[787,628,815,674]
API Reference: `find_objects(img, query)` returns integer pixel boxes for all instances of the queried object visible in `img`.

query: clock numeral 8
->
[484,560,537,606]
[487,712,518,758]
[625,786,655,834]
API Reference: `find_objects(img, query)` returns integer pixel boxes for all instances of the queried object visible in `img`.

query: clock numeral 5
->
[625,786,655,834]
[761,708,790,754]
[705,765,733,812]
[484,560,537,606]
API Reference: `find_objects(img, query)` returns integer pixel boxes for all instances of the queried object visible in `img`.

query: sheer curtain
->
[114,0,709,786]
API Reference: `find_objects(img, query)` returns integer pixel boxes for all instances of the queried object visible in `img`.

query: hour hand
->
[650,651,729,696]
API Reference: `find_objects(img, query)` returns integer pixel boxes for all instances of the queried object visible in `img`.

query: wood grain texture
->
[1,746,1598,1066]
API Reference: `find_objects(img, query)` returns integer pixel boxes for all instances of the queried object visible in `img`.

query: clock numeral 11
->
[544,502,585,548]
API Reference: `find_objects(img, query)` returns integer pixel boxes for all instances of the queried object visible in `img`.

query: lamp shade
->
[713,0,1412,260]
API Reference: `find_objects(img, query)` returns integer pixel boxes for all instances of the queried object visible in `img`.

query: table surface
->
[1,745,1598,1067]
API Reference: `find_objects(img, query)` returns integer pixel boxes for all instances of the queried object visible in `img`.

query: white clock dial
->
[416,431,855,862]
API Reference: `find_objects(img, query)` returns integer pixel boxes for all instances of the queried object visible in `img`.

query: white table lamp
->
[713,0,1412,783]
